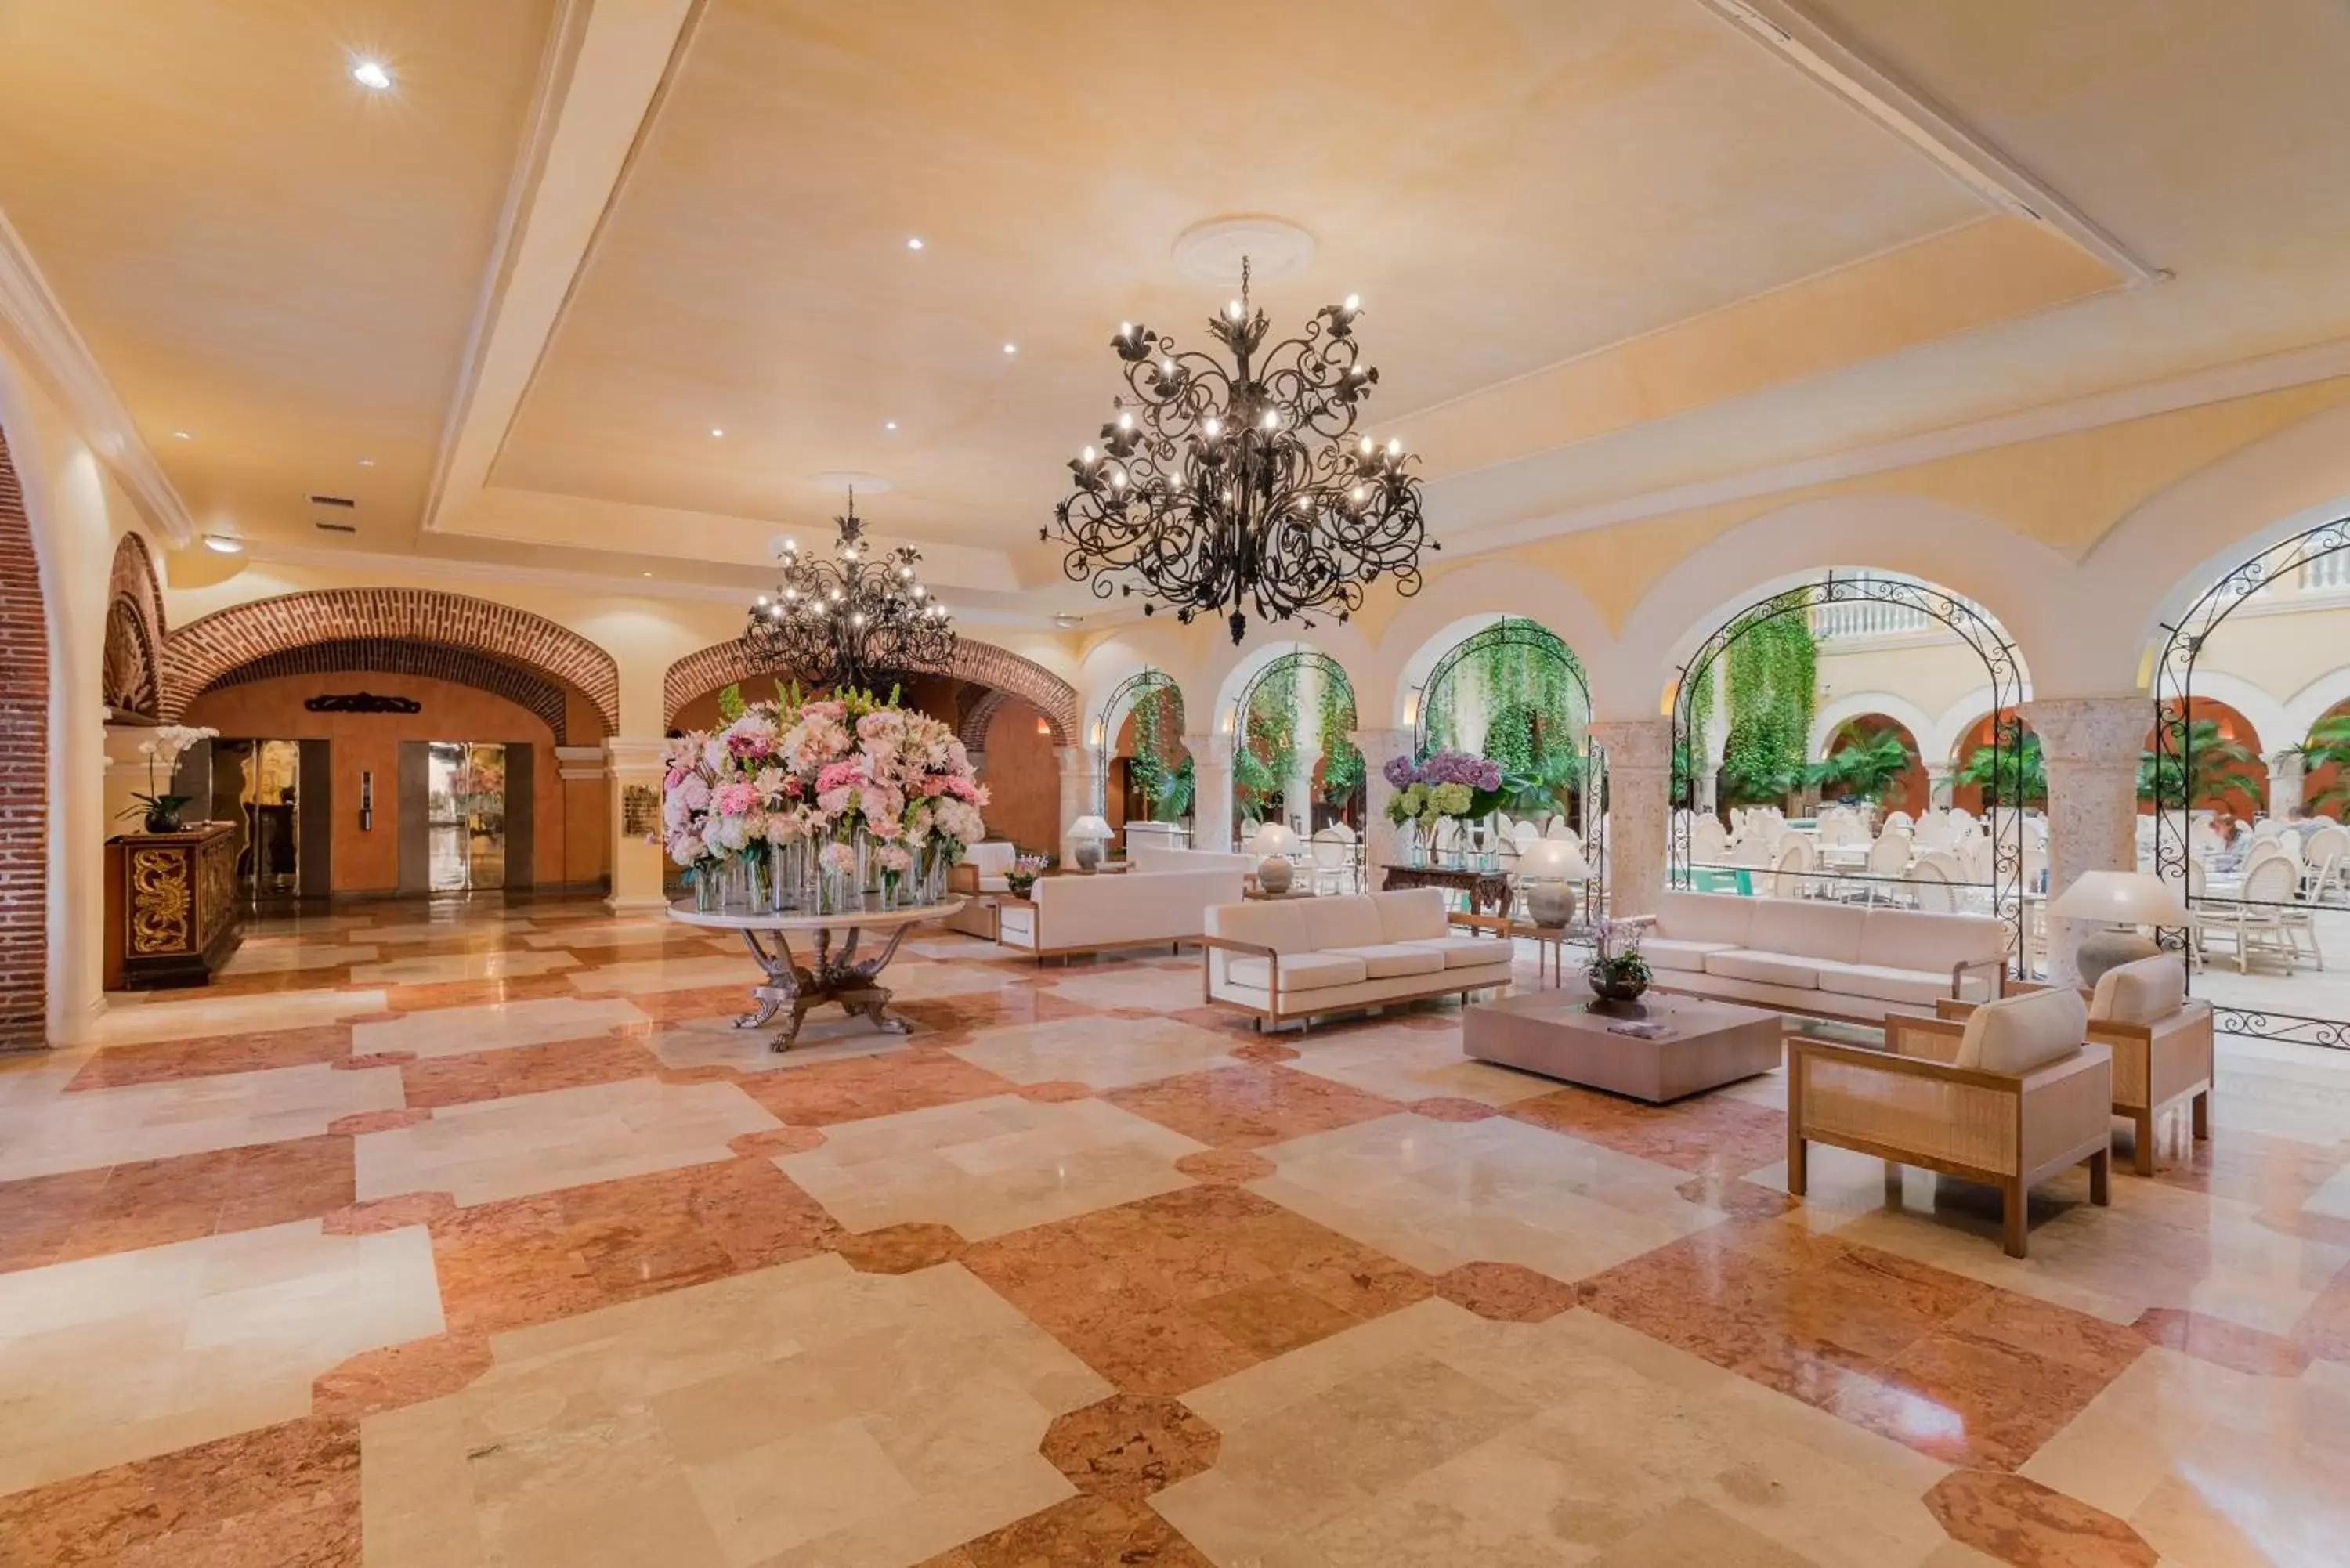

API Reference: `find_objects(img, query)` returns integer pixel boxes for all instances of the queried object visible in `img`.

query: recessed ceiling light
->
[1003,343,1018,356]
[357,457,376,468]
[710,428,725,438]
[884,421,898,432]
[351,58,392,91]
[203,535,244,555]
[641,572,653,578]
[906,237,924,251]
[172,430,191,440]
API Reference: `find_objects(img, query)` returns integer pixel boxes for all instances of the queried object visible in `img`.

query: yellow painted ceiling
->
[5,0,2350,623]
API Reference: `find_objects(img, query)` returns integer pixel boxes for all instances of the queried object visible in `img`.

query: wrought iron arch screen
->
[1412,617,1606,915]
[1229,649,1363,841]
[1094,667,1185,818]
[2153,514,2350,1049]
[1668,574,2028,977]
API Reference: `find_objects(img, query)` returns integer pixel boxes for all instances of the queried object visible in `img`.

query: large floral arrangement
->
[660,686,987,885]
[1382,749,1505,833]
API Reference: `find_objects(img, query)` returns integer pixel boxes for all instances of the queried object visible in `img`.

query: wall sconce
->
[1401,688,1421,727]
[1036,717,1051,735]
[359,771,374,831]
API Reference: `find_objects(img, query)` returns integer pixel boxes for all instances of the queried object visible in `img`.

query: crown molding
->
[0,209,195,545]
[1701,0,2163,286]
[1439,338,2350,558]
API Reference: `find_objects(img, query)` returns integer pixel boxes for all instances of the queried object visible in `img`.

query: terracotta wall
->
[185,672,602,894]
[982,698,1060,855]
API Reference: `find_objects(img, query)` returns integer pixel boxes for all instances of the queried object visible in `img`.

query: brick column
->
[2025,696,2148,984]
[1354,728,1411,891]
[1589,718,1673,920]
[0,425,48,1050]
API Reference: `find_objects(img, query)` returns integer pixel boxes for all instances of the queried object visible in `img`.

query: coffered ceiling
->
[4,0,2349,620]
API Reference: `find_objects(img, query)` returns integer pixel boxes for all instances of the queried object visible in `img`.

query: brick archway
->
[663,638,1077,742]
[162,588,620,735]
[204,639,587,744]
[101,532,164,720]
[0,425,47,1049]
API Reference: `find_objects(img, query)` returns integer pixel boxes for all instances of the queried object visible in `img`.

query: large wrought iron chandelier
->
[744,491,955,692]
[1049,258,1430,644]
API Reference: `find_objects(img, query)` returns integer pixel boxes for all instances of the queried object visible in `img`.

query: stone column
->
[1926,763,1957,810]
[1589,718,1673,919]
[1186,732,1235,851]
[2023,696,2148,985]
[2269,750,2306,821]
[1288,746,1321,836]
[554,746,609,893]
[1354,728,1412,891]
[603,738,671,913]
[1054,745,1098,867]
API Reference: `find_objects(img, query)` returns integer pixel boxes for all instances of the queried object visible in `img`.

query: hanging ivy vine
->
[1232,659,1299,817]
[1124,677,1191,822]
[1317,669,1363,805]
[1718,593,1817,805]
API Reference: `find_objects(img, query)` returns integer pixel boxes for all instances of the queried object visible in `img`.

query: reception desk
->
[104,823,244,989]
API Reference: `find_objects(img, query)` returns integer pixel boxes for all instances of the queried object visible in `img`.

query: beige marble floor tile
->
[0,1219,440,1495]
[347,949,582,986]
[363,1255,1107,1568]
[1038,963,1208,1010]
[2024,1347,2350,1567]
[521,917,696,949]
[220,941,381,974]
[879,959,1029,1002]
[1284,1024,1560,1107]
[779,1093,1205,1239]
[1249,1114,1723,1281]
[351,995,650,1060]
[355,1077,778,1207]
[0,1061,404,1181]
[644,1013,916,1072]
[92,988,390,1047]
[1762,1141,2349,1334]
[1157,1300,1950,1568]
[565,954,766,995]
[949,1013,1242,1089]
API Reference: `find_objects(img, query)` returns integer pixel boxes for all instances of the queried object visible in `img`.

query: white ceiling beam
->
[0,209,196,546]
[421,0,702,534]
[1701,0,2164,286]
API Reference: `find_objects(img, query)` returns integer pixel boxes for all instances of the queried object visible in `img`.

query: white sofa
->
[1202,887,1513,1030]
[1635,891,2005,1021]
[944,841,1018,938]
[1128,845,1256,876]
[996,865,1245,963]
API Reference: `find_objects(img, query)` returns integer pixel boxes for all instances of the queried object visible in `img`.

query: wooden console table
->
[105,823,244,989]
[1379,862,1514,916]
[668,898,964,1051]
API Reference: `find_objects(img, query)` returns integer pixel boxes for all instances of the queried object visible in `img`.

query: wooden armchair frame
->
[1980,981,2214,1175]
[1788,1013,2112,1258]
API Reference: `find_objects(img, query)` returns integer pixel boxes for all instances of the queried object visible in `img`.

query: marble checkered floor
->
[4,897,2349,1566]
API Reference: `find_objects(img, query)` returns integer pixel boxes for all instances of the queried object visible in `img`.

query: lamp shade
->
[2047,869,2188,926]
[1518,839,1592,881]
[1250,822,1300,857]
[1068,815,1112,840]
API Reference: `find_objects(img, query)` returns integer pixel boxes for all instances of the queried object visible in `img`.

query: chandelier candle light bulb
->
[1051,255,1429,641]
[743,489,955,691]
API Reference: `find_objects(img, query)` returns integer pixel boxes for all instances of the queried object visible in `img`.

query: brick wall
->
[162,588,620,736]
[663,637,1078,740]
[0,425,47,1049]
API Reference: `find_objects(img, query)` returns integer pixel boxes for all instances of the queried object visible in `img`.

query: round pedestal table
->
[666,898,965,1051]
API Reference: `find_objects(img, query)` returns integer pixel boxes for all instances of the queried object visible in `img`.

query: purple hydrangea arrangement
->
[1383,749,1507,832]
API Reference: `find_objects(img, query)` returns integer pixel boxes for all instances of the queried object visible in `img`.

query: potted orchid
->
[1585,918,1652,1013]
[120,724,219,834]
[1003,853,1052,899]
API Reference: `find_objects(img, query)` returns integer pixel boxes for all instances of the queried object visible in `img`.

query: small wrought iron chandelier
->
[1048,257,1431,645]
[743,490,955,692]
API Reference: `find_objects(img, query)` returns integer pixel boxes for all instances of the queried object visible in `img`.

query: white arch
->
[2167,669,2289,758]
[2286,666,2350,744]
[1372,556,1622,726]
[1206,621,1378,737]
[1617,496,2067,714]
[1810,691,1937,762]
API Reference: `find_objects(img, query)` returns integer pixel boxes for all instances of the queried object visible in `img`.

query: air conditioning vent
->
[307,493,357,508]
[313,520,358,534]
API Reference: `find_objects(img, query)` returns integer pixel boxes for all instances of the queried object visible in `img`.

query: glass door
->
[425,742,507,893]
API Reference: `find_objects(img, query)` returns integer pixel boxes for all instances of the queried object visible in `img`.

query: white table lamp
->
[2047,869,2189,985]
[1068,814,1112,871]
[1517,838,1592,928]
[1251,822,1301,895]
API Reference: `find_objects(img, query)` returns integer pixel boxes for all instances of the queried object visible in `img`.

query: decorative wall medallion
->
[128,847,193,954]
[304,692,421,714]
